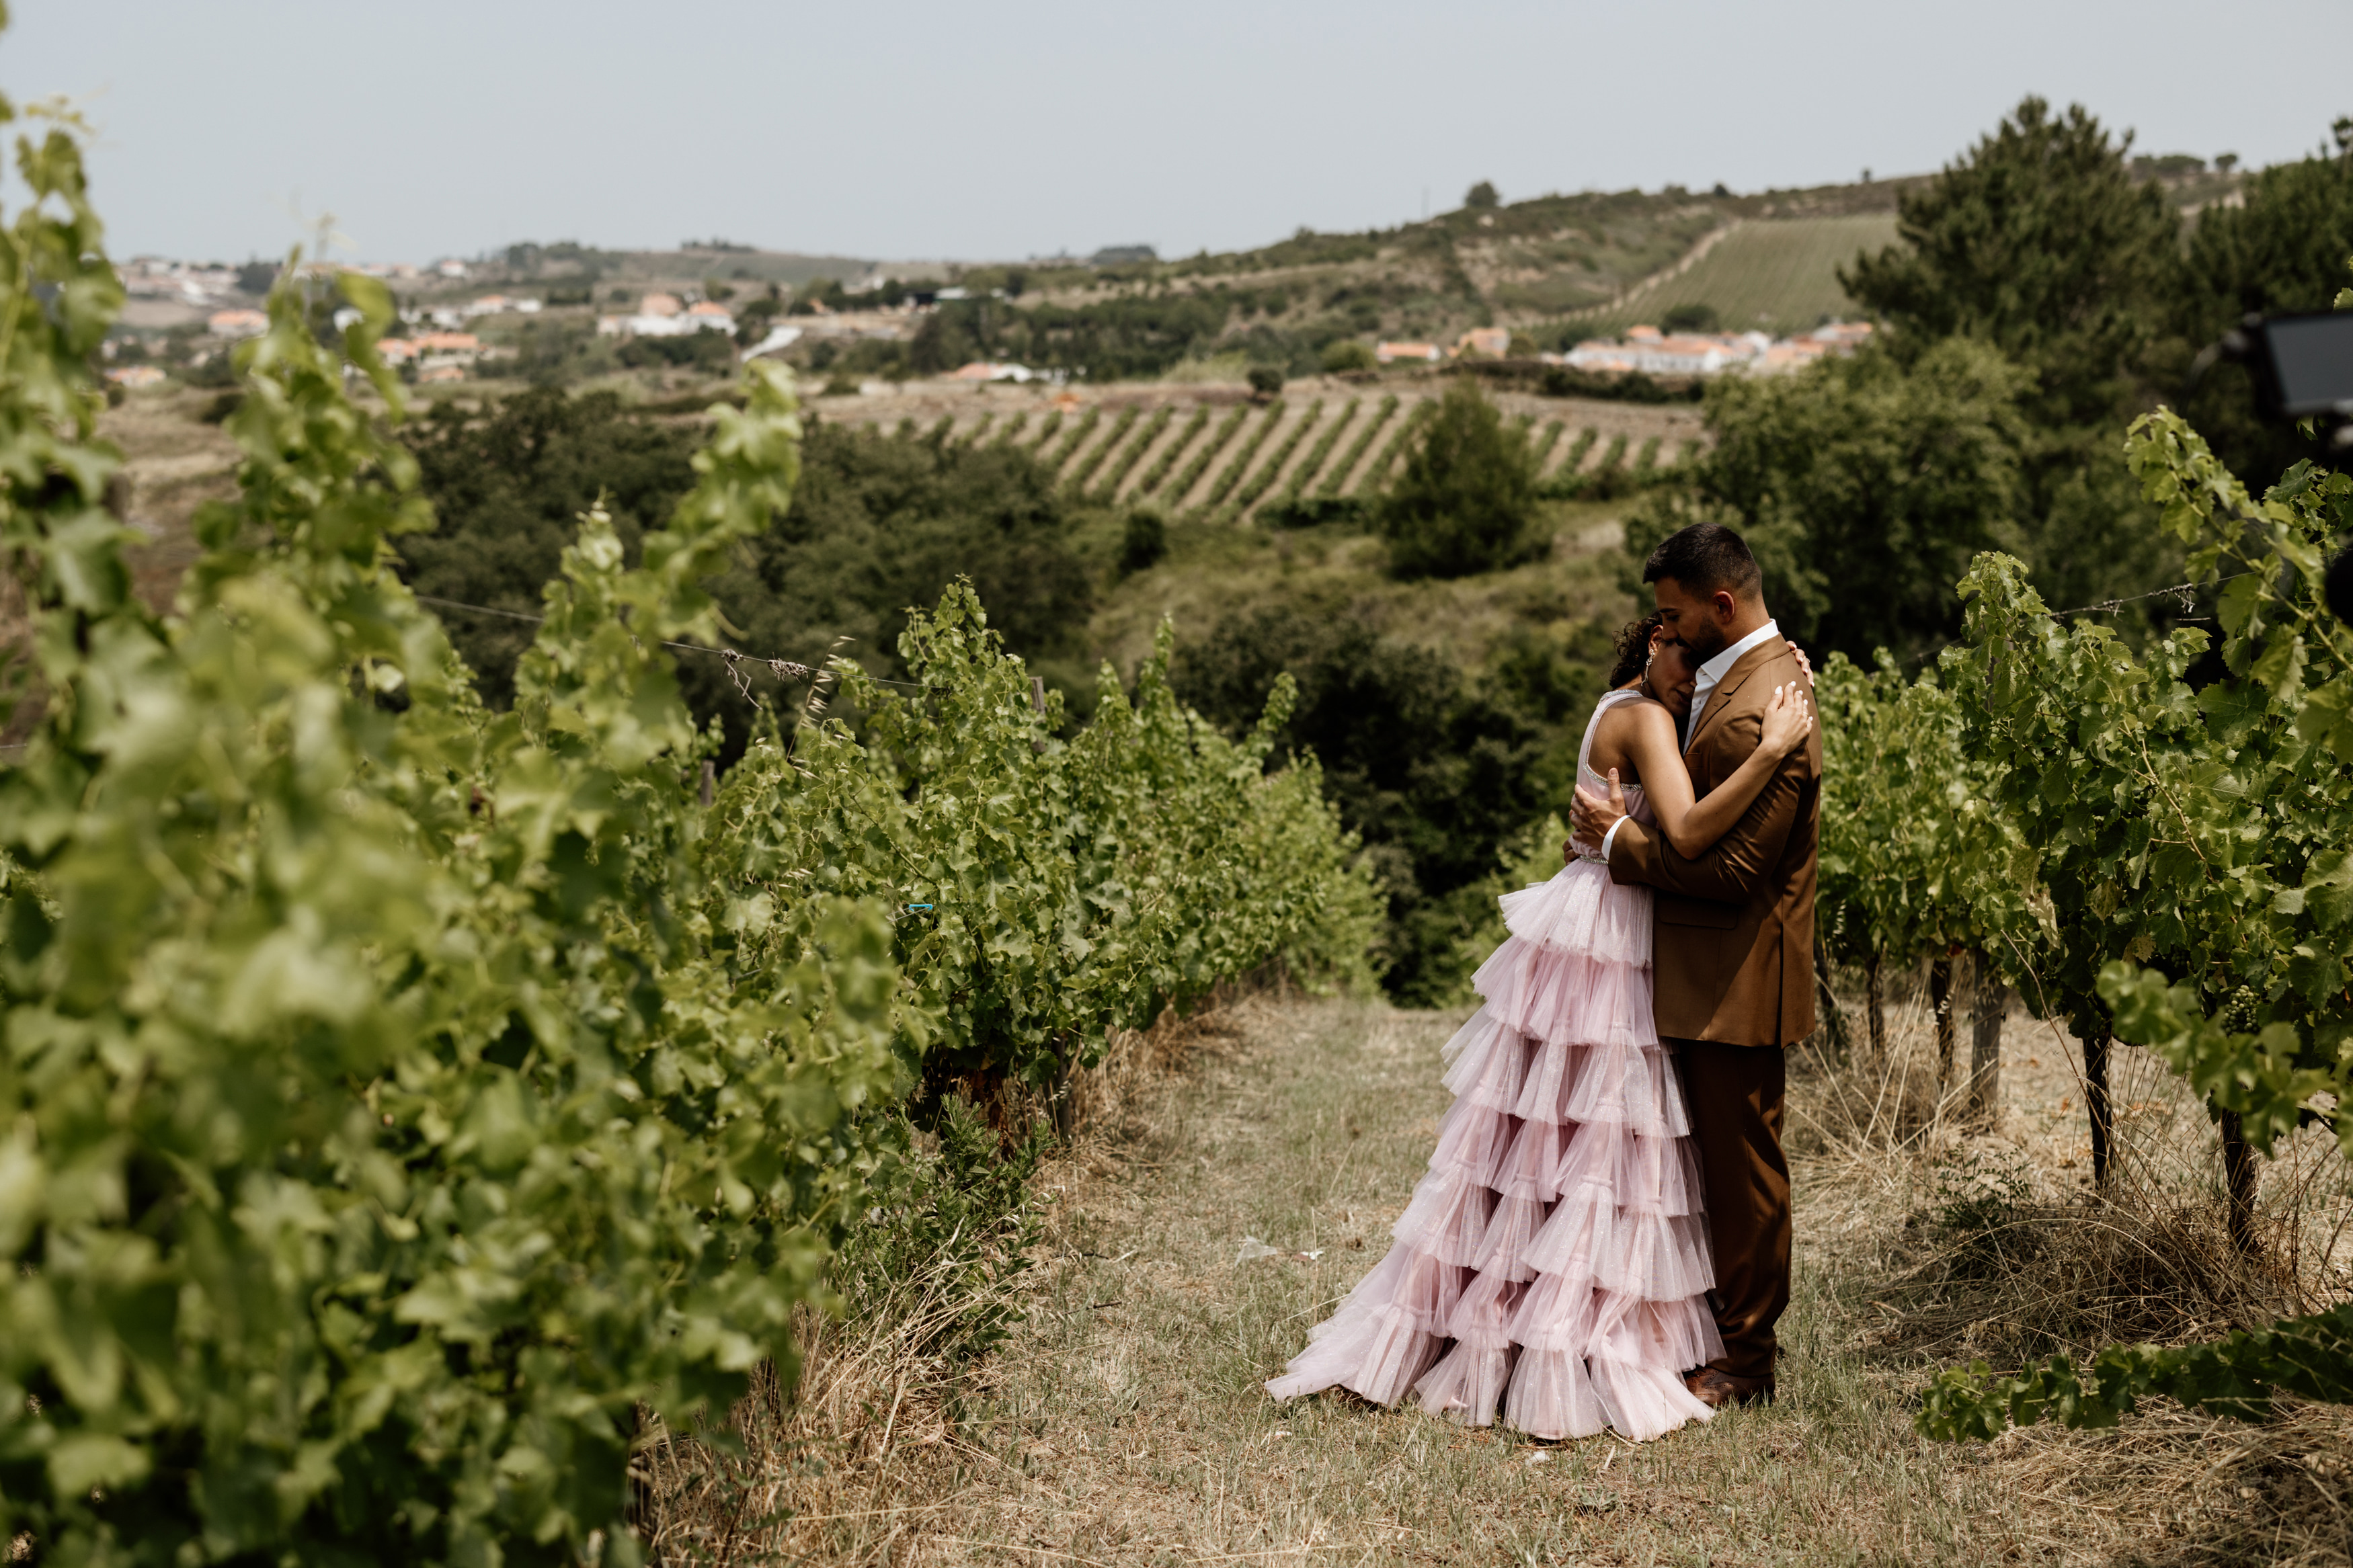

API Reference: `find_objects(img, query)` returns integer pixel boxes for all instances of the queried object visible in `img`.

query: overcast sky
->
[13,0,2352,265]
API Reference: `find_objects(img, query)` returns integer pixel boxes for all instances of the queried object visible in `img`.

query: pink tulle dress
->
[1266,688,1721,1442]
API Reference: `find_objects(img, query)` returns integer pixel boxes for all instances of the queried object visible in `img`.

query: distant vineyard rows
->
[854,390,1691,519]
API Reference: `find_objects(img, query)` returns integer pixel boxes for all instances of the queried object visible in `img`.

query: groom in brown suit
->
[1569,522,1821,1409]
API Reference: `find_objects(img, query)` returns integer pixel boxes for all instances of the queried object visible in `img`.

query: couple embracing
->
[1267,522,1821,1440]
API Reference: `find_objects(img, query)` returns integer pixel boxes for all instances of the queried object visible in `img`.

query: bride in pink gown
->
[1267,614,1813,1442]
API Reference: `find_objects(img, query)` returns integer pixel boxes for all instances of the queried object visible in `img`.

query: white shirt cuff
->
[1600,816,1628,861]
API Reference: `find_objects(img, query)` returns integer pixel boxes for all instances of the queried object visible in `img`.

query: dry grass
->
[644,977,2353,1565]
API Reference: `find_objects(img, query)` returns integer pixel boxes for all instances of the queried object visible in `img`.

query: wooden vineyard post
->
[1967,950,2006,1126]
[1811,942,1851,1061]
[2084,1020,2113,1188]
[1863,950,1888,1071]
[2221,1108,2258,1254]
[1930,954,1956,1093]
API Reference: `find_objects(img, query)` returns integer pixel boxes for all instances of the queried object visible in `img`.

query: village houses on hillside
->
[1555,320,1874,376]
[597,292,737,341]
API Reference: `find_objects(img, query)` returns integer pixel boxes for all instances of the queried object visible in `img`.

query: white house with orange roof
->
[1556,321,1872,378]
[207,308,269,339]
[598,292,735,340]
[1375,341,1441,364]
[412,333,480,374]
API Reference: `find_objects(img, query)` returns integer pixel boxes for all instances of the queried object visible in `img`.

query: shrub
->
[1247,365,1284,399]
[1536,364,1699,404]
[1261,495,1365,530]
[1661,302,1721,333]
[1119,505,1169,573]
[1378,379,1541,579]
[617,331,735,374]
[1319,339,1378,374]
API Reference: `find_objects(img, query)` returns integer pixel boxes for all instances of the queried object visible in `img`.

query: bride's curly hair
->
[1607,612,1666,689]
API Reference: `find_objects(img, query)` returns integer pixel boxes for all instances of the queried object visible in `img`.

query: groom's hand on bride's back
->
[1565,770,1630,862]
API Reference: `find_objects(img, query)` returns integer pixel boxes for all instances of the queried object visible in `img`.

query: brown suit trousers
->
[1607,636,1820,1379]
[1676,1040,1790,1378]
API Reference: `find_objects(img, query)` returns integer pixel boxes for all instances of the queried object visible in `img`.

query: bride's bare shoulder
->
[1597,695,1677,737]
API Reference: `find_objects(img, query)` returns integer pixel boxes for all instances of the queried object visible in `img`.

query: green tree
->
[1841,97,2181,619]
[1379,378,1540,580]
[2171,138,2353,479]
[1842,96,2178,432]
[1464,181,1500,210]
[1628,338,2029,662]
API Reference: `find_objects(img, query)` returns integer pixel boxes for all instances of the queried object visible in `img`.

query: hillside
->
[1570,211,1902,338]
[784,162,2235,380]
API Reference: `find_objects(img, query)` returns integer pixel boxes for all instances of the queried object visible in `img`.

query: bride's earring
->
[1638,653,1657,702]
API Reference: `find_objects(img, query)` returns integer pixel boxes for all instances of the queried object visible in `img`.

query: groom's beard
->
[1679,623,1728,662]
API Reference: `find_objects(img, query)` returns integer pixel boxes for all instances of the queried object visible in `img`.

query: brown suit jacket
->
[1607,637,1821,1046]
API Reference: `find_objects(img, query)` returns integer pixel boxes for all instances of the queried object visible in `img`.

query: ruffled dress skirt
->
[1265,858,1721,1441]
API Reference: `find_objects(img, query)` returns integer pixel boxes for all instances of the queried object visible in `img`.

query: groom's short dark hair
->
[1644,522,1762,598]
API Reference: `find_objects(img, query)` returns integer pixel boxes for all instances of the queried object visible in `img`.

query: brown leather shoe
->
[1685,1368,1774,1409]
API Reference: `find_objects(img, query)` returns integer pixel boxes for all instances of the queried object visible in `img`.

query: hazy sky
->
[13,0,2352,265]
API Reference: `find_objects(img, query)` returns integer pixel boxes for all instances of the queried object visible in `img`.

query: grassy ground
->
[707,987,2353,1567]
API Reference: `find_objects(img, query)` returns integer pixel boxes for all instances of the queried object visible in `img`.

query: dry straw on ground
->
[647,975,2353,1565]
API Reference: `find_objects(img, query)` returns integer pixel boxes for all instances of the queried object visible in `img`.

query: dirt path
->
[871,995,2110,1566]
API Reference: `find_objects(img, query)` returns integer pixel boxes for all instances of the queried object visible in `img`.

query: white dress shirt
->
[1683,618,1781,752]
[1601,618,1781,862]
